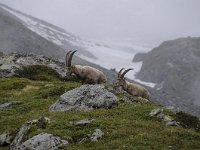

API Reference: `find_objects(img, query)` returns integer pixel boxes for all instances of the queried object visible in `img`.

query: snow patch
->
[79,44,156,88]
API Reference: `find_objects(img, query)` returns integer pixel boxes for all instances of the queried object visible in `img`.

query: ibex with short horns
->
[115,68,150,99]
[66,50,107,84]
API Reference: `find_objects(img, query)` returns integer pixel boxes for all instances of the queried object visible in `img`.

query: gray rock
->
[10,124,31,150]
[49,85,118,112]
[0,133,12,146]
[90,129,104,142]
[163,115,173,122]
[72,118,94,126]
[150,108,163,117]
[156,112,165,119]
[10,117,51,150]
[19,133,69,150]
[150,108,178,126]
[0,101,18,108]
[166,120,178,126]
[0,53,66,78]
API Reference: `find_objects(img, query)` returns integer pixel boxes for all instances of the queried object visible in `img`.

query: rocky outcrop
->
[9,117,66,150]
[0,53,66,78]
[49,85,118,112]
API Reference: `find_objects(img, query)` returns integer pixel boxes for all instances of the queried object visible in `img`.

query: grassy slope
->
[0,77,200,150]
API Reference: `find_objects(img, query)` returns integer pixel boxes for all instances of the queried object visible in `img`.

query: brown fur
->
[69,65,107,84]
[66,51,107,84]
[115,68,150,99]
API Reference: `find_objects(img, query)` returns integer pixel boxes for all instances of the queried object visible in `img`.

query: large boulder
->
[49,85,119,112]
[19,133,68,150]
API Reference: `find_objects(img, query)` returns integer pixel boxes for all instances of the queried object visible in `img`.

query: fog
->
[1,0,200,46]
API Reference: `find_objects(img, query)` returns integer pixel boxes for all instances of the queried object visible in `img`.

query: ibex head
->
[115,68,133,87]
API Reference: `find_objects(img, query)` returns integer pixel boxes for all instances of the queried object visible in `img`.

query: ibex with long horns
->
[115,68,150,99]
[66,50,107,84]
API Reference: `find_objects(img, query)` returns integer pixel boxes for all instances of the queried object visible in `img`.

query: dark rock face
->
[49,84,119,112]
[136,37,200,117]
[132,53,147,62]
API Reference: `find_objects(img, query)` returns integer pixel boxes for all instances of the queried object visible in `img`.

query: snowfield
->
[0,5,156,88]
[80,45,156,88]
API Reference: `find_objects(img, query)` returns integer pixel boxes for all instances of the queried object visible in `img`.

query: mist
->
[0,0,200,46]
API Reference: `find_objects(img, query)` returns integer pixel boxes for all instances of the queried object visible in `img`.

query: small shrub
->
[15,65,61,81]
[175,111,200,130]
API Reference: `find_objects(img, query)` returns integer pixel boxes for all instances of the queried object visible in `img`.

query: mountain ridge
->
[135,37,200,117]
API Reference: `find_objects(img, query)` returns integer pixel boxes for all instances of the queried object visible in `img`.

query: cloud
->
[0,0,200,45]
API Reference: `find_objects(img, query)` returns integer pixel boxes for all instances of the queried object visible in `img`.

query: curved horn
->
[118,68,125,78]
[121,68,134,79]
[65,50,72,67]
[68,50,77,67]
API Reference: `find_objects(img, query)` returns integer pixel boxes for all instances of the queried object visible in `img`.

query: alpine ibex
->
[115,68,150,99]
[66,50,107,84]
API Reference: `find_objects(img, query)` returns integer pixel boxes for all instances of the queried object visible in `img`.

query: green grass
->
[0,77,200,150]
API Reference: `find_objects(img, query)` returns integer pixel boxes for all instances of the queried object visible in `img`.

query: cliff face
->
[135,37,200,116]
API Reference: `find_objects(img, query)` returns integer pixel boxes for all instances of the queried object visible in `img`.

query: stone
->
[150,108,163,117]
[0,101,18,108]
[150,108,178,127]
[19,133,69,150]
[72,118,94,126]
[90,129,104,142]
[10,117,51,150]
[49,84,118,112]
[166,120,178,126]
[163,115,173,122]
[10,124,31,150]
[0,133,12,146]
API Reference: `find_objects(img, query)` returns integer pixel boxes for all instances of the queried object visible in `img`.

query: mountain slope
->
[135,37,200,116]
[0,6,65,58]
[0,3,117,82]
[0,3,96,59]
